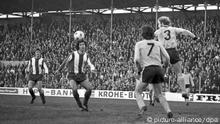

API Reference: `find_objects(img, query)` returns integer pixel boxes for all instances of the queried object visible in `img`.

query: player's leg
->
[134,80,148,115]
[28,80,36,104]
[80,79,92,111]
[69,79,84,110]
[173,61,185,91]
[36,81,46,104]
[135,72,147,111]
[153,83,173,118]
[185,86,190,106]
[148,84,155,106]
[153,66,173,118]
[168,49,184,92]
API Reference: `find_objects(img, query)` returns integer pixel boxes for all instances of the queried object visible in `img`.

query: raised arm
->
[87,58,95,71]
[43,60,49,74]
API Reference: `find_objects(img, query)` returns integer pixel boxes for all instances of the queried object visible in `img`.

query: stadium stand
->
[0,13,220,94]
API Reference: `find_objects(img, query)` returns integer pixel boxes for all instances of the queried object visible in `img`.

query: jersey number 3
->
[164,30,171,40]
[147,43,154,56]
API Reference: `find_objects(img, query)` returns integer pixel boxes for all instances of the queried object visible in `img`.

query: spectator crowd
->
[0,13,220,94]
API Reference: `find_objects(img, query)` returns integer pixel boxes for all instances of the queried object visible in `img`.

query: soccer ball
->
[74,30,85,40]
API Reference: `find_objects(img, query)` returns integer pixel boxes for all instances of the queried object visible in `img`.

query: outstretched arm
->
[176,28,198,40]
[56,55,72,73]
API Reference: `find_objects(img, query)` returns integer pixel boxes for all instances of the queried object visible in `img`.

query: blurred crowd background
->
[0,12,220,94]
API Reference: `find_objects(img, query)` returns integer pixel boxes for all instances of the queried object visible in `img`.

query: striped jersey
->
[154,26,185,49]
[134,39,170,68]
[66,51,95,73]
[27,57,49,74]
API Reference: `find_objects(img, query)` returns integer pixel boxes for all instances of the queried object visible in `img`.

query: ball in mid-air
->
[74,30,85,40]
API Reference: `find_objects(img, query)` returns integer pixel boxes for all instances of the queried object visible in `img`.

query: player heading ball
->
[56,31,96,111]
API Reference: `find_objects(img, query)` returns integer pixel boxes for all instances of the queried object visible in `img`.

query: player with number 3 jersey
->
[154,16,198,94]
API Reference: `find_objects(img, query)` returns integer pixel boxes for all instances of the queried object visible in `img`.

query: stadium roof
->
[0,0,220,14]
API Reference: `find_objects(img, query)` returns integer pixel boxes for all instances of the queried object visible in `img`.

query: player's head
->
[141,25,154,40]
[35,48,41,59]
[158,16,171,28]
[76,40,87,51]
[183,67,189,73]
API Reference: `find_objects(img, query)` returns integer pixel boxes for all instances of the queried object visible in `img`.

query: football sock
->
[40,92,46,104]
[29,88,35,98]
[135,90,146,110]
[83,89,92,106]
[149,90,153,102]
[158,94,171,113]
[73,90,83,108]
[149,90,155,106]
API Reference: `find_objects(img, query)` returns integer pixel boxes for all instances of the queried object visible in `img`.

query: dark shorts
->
[166,48,181,64]
[29,74,43,82]
[142,65,165,84]
[185,84,191,88]
[67,72,87,84]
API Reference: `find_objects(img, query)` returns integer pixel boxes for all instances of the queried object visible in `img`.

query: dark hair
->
[76,40,87,50]
[35,48,41,52]
[141,25,154,40]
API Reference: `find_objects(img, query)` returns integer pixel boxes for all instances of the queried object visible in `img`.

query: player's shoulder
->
[155,27,169,34]
[136,40,148,46]
[135,40,142,46]
[155,28,165,34]
[138,39,162,46]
